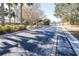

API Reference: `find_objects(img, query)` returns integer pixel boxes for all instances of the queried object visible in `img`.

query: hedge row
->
[0,25,37,35]
[0,25,26,34]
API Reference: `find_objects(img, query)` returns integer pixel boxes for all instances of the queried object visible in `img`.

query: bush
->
[0,24,38,35]
[43,18,50,25]
[19,25,26,30]
[26,25,33,29]
[26,25,37,29]
[0,25,6,34]
[4,25,14,32]
[0,25,27,35]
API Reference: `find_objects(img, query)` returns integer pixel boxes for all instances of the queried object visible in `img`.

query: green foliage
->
[0,25,27,35]
[26,25,37,29]
[75,22,79,26]
[21,18,30,25]
[63,16,70,22]
[43,18,50,25]
[11,12,16,18]
[54,3,79,25]
[0,24,39,35]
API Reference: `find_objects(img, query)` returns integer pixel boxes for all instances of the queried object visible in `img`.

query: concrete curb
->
[62,27,79,56]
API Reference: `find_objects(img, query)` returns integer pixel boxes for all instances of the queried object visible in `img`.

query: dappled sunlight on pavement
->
[0,25,77,56]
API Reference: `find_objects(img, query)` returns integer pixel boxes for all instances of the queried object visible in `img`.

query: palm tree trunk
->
[36,19,39,28]
[8,5,11,24]
[20,3,23,24]
[14,17,15,24]
[1,3,5,26]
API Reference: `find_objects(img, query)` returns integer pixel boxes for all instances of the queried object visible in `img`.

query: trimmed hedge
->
[0,25,26,35]
[0,25,38,35]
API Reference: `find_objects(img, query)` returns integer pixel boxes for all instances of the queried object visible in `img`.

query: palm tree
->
[1,3,5,25]
[13,3,18,24]
[11,11,16,23]
[6,3,13,24]
[20,3,23,24]
[27,3,34,6]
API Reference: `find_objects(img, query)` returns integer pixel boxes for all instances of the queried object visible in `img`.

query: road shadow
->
[0,30,55,56]
[0,41,18,55]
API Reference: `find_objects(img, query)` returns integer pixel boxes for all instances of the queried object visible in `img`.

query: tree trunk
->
[70,18,75,25]
[1,3,5,26]
[20,3,23,24]
[8,5,11,24]
[14,17,16,24]
[36,19,39,28]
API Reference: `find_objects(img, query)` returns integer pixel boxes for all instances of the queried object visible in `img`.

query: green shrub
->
[43,18,50,25]
[0,26,6,34]
[4,25,12,32]
[19,25,26,30]
[0,25,27,35]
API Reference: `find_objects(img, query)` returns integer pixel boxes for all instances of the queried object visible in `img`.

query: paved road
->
[0,25,77,56]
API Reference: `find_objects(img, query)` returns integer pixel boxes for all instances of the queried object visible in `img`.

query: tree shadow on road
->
[0,42,18,55]
[0,30,56,56]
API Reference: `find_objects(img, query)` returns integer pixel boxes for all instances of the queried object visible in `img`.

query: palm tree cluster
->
[0,3,44,26]
[0,3,18,25]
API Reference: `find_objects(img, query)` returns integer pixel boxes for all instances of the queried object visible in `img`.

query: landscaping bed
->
[0,25,37,35]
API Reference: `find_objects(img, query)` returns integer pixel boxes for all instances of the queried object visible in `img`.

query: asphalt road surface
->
[0,24,77,56]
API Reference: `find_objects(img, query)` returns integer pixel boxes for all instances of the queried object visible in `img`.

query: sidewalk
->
[61,25,79,39]
[61,26,79,56]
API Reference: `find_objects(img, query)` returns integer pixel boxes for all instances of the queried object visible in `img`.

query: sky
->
[40,3,61,22]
